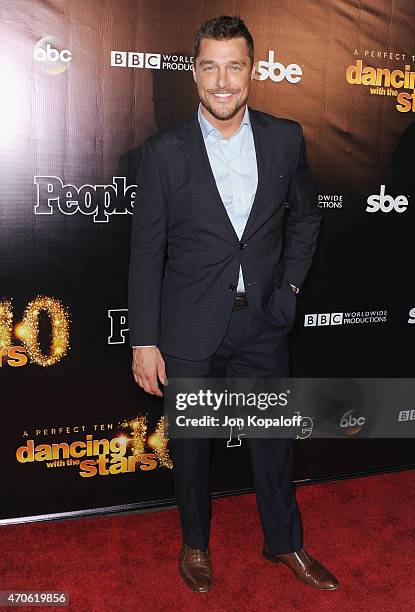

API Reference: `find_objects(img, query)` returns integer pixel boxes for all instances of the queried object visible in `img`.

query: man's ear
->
[250,62,256,81]
[192,66,197,84]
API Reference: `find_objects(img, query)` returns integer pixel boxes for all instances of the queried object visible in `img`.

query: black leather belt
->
[233,293,248,309]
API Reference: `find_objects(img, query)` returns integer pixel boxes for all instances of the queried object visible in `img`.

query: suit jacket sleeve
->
[128,139,167,346]
[280,123,322,290]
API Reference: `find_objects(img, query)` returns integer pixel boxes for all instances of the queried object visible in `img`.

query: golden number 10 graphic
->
[0,296,70,366]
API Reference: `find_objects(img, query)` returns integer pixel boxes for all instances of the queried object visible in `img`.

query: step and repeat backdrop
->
[1,0,414,523]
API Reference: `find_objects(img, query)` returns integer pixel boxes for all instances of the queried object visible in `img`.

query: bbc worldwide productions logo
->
[111,51,193,71]
[304,310,388,327]
[318,194,343,209]
[398,409,415,422]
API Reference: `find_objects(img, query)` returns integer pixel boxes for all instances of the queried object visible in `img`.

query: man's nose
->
[215,69,229,89]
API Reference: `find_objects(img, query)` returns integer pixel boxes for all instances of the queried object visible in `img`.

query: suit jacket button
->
[229,284,236,291]
[239,242,246,249]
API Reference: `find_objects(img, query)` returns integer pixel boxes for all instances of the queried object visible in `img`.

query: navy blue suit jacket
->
[128,108,321,360]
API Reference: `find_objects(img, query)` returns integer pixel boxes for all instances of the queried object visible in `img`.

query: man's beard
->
[199,89,249,121]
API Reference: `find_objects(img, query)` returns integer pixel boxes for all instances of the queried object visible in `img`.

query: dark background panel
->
[1,0,414,522]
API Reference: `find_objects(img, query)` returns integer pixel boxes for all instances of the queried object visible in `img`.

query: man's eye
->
[203,66,214,71]
[231,66,242,71]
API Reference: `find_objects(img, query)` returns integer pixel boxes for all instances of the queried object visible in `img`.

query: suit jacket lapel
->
[241,108,271,240]
[185,107,270,243]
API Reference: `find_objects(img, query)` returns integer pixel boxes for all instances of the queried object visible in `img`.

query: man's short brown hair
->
[192,15,254,66]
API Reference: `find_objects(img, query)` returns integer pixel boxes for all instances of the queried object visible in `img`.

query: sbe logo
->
[253,51,302,83]
[366,185,409,213]
[33,36,72,74]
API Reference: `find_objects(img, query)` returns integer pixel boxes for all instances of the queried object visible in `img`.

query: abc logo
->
[33,43,72,63]
[366,185,408,213]
[340,411,365,436]
[340,415,365,427]
[34,37,72,74]
[253,50,302,83]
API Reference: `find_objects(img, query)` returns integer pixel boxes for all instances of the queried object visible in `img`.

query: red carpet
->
[1,469,414,611]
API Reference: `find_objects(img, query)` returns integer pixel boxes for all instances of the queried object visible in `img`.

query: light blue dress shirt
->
[197,104,258,293]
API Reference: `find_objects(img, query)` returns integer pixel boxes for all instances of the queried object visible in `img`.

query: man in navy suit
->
[128,15,339,593]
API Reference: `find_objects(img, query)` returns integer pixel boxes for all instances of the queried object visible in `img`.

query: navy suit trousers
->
[162,302,303,555]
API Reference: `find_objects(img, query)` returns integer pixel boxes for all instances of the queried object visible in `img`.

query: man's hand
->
[132,347,167,397]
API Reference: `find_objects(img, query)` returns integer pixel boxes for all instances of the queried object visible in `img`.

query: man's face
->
[192,37,254,121]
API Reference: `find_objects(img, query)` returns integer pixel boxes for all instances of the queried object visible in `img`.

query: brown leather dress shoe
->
[179,541,212,592]
[262,540,340,590]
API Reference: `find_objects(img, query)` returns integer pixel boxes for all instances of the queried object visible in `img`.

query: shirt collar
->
[197,103,251,140]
